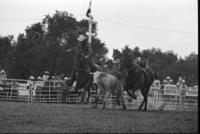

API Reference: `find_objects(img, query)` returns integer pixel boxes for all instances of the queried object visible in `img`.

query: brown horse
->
[71,56,103,104]
[91,71,126,110]
[120,59,158,111]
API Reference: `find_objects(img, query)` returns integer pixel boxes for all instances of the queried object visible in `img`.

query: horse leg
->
[85,83,91,104]
[102,90,111,110]
[119,90,126,110]
[92,93,100,109]
[138,88,149,111]
[138,99,145,110]
[116,92,121,105]
[144,93,148,111]
[80,89,84,104]
[138,89,145,110]
[125,89,137,100]
[86,87,90,103]
[144,87,150,111]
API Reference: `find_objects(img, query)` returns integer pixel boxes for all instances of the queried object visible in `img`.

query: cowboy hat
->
[77,34,87,41]
[1,70,5,73]
[44,71,49,74]
[29,76,35,80]
[64,77,69,80]
[37,76,42,80]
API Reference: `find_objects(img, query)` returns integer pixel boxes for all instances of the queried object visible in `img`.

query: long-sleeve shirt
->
[68,40,92,67]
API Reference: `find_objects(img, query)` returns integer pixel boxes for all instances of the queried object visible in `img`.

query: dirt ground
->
[0,101,198,133]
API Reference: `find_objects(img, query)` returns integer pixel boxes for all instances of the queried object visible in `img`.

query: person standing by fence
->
[0,70,7,84]
[28,76,35,102]
[42,71,50,81]
[61,77,71,103]
[178,79,188,104]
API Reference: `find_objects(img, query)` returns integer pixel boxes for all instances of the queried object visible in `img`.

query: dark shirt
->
[69,40,91,66]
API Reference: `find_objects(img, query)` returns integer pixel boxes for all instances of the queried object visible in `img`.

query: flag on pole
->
[86,1,92,17]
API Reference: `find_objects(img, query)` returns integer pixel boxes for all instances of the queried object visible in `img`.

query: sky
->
[0,0,198,59]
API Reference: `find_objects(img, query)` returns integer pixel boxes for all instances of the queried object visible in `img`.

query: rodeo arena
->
[0,1,198,133]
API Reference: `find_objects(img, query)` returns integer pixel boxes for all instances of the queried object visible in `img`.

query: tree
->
[7,10,108,78]
[0,35,14,73]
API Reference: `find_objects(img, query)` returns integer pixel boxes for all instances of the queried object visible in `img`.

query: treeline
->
[0,11,108,79]
[112,46,198,86]
[0,11,198,86]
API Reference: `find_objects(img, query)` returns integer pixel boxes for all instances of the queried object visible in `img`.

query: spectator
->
[176,76,183,86]
[0,70,7,80]
[61,77,71,103]
[169,79,174,84]
[177,79,188,104]
[162,79,167,85]
[28,76,35,101]
[154,80,161,87]
[165,76,171,84]
[42,71,50,81]
[50,75,56,81]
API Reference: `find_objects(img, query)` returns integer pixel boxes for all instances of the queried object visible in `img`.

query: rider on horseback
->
[134,57,148,80]
[66,31,97,87]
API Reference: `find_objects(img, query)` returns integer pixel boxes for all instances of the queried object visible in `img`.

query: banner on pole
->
[86,1,92,17]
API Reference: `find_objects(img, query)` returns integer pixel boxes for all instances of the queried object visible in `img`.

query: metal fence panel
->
[0,78,198,111]
[0,79,31,102]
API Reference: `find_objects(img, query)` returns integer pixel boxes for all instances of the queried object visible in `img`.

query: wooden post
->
[49,81,50,102]
[87,15,93,55]
[88,15,93,44]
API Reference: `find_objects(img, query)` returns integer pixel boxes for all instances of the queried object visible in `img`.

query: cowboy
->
[66,33,96,87]
[99,55,110,72]
[134,57,148,79]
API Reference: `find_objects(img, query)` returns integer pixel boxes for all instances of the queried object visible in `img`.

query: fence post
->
[30,83,33,103]
[10,84,13,100]
[49,81,50,102]
[28,80,32,102]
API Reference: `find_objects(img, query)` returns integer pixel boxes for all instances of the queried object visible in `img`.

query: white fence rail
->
[0,78,31,102]
[150,84,198,111]
[0,78,198,111]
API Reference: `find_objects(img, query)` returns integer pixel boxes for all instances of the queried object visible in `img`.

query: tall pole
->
[87,0,93,54]
[88,15,93,44]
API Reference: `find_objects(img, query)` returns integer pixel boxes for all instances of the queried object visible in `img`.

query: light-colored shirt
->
[42,74,49,81]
